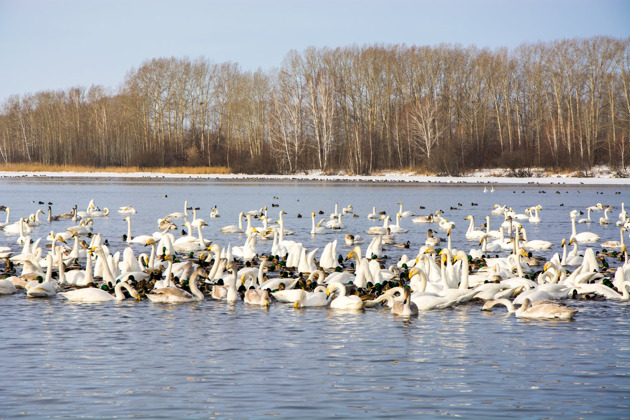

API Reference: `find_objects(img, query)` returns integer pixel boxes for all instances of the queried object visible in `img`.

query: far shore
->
[1,169,628,186]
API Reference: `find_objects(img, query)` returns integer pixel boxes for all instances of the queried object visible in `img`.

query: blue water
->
[0,177,629,418]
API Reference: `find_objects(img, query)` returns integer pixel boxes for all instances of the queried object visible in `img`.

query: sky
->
[0,0,628,103]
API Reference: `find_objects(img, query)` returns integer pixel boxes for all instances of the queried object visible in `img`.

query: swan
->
[210,206,220,218]
[388,213,408,234]
[560,238,583,266]
[528,205,542,223]
[244,288,270,307]
[570,213,600,243]
[412,213,434,223]
[616,203,627,226]
[367,207,378,220]
[117,205,137,214]
[397,201,415,218]
[482,298,577,320]
[27,209,45,226]
[578,207,594,224]
[26,255,58,298]
[293,287,331,308]
[221,212,245,234]
[390,287,418,317]
[0,206,11,228]
[0,278,17,295]
[327,282,364,310]
[325,213,344,230]
[465,215,486,240]
[147,267,205,303]
[518,226,553,250]
[366,216,390,235]
[59,281,140,302]
[599,206,613,225]
[311,212,327,235]
[166,200,189,219]
[88,207,109,218]
[424,229,441,247]
[211,264,239,303]
[345,233,365,246]
[491,204,507,215]
[601,227,626,249]
[124,216,154,245]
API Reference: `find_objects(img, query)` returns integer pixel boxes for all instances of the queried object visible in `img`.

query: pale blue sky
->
[0,0,628,102]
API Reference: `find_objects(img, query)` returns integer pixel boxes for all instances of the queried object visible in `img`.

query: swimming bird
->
[482,298,577,320]
[59,281,140,302]
[147,267,206,303]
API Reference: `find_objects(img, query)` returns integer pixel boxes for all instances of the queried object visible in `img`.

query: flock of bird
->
[0,194,629,320]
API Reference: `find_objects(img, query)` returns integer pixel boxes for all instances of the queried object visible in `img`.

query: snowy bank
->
[0,166,628,186]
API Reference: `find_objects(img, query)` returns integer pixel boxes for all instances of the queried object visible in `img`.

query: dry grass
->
[0,163,232,175]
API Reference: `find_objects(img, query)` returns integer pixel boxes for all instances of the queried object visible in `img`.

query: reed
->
[0,163,232,175]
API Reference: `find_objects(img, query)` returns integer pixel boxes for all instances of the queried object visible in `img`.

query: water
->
[1,177,629,418]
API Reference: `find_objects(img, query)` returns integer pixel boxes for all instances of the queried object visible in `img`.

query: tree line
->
[1,37,628,175]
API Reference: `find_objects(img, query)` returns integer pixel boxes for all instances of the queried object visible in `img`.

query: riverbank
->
[0,165,628,185]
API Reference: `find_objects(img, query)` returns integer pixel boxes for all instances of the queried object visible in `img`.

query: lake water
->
[1,177,629,419]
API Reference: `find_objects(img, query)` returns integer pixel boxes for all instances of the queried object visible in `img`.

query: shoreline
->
[0,170,629,185]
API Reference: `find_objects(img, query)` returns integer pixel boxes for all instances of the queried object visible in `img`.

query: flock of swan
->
[0,195,629,321]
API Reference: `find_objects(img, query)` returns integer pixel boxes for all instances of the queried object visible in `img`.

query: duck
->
[482,298,577,320]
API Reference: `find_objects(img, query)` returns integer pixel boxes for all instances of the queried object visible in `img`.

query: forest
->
[0,37,628,175]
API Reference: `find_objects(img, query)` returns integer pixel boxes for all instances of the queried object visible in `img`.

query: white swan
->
[59,281,140,302]
[601,227,626,249]
[398,201,415,218]
[221,212,245,234]
[117,205,137,214]
[0,278,17,295]
[465,215,486,240]
[599,206,613,225]
[26,255,58,298]
[293,286,332,308]
[367,207,378,220]
[528,205,542,223]
[482,298,577,320]
[570,213,600,243]
[147,267,205,303]
[311,212,327,235]
[519,226,553,250]
[327,282,364,310]
[366,216,390,235]
[389,213,408,234]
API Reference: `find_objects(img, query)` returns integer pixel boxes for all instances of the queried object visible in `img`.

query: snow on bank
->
[0,166,628,185]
